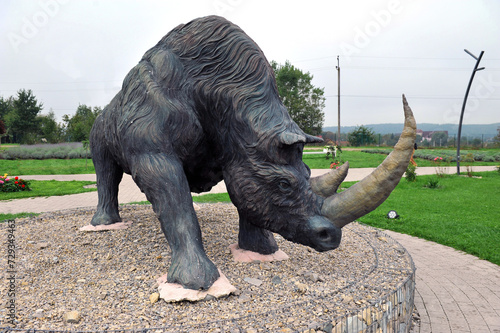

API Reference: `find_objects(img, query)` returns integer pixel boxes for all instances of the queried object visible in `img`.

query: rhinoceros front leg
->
[238,213,279,255]
[131,153,219,290]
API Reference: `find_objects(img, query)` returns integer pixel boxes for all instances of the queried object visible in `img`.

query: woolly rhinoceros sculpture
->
[89,15,416,291]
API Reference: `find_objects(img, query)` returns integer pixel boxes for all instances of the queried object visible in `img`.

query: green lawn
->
[304,149,500,169]
[125,172,500,265]
[3,169,498,265]
[2,148,498,175]
[0,212,40,223]
[303,151,388,169]
[0,180,97,201]
[353,171,500,265]
[2,159,95,175]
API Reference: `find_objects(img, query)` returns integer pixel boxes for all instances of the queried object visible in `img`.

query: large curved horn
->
[310,162,349,197]
[322,95,416,228]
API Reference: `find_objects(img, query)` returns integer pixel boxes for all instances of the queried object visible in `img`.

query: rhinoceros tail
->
[319,95,416,228]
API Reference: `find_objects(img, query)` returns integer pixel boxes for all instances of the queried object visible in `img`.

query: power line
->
[291,54,500,63]
[306,66,500,72]
[344,66,500,71]
[324,94,500,100]
[0,80,121,85]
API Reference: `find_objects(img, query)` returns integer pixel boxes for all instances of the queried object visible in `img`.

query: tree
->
[347,126,375,147]
[37,110,63,143]
[63,104,102,142]
[0,120,5,137]
[9,89,43,143]
[494,127,500,146]
[431,131,448,147]
[0,97,13,143]
[381,133,398,147]
[271,60,325,136]
[0,96,13,120]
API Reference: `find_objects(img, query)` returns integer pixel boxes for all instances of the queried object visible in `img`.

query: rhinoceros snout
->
[305,216,342,252]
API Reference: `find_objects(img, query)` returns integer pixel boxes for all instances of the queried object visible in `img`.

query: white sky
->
[1,0,499,127]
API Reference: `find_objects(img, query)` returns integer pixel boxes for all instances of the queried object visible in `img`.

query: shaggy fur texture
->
[89,16,341,290]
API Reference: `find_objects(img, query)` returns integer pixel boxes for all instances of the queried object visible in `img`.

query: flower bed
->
[0,174,31,192]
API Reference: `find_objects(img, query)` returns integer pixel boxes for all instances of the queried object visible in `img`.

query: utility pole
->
[336,56,341,146]
[457,49,485,175]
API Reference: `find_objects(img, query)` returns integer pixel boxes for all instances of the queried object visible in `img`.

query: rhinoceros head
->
[224,95,416,252]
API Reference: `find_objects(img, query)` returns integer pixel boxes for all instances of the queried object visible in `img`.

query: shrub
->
[424,177,440,189]
[405,164,417,182]
[473,153,486,161]
[0,142,88,160]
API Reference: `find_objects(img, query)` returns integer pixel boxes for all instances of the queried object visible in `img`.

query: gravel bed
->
[1,203,414,332]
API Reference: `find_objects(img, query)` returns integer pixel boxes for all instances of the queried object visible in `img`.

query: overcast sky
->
[1,0,499,128]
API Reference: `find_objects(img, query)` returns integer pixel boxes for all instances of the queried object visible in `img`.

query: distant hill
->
[323,123,500,139]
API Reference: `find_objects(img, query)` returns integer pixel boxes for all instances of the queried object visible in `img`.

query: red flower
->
[22,184,25,188]
[15,181,18,184]
[15,176,19,180]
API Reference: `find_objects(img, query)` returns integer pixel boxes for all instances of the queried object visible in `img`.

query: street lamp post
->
[336,56,341,146]
[456,49,485,175]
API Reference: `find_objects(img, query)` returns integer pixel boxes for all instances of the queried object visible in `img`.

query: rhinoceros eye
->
[278,180,292,192]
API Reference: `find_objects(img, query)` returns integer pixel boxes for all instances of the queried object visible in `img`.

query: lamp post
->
[456,49,485,175]
[336,56,341,146]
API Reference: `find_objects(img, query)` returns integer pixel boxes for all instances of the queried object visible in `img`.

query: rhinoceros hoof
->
[79,221,133,232]
[157,270,236,302]
[228,243,289,263]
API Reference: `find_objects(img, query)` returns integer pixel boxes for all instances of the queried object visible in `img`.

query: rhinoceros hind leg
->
[132,153,220,290]
[90,142,123,226]
[237,214,279,255]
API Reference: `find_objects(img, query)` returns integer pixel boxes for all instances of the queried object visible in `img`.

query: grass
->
[193,193,231,203]
[2,159,95,175]
[352,171,500,265]
[0,156,500,265]
[0,212,40,223]
[0,180,97,201]
[127,172,500,266]
[303,150,389,169]
[127,193,232,206]
[2,148,498,175]
[363,148,500,167]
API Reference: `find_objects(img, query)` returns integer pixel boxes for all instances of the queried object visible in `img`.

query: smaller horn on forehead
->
[310,162,349,198]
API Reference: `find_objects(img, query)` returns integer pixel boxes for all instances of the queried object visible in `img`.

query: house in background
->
[416,129,448,142]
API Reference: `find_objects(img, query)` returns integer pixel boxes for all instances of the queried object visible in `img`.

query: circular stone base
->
[1,203,415,332]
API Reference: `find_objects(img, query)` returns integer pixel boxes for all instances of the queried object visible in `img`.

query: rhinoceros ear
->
[279,132,323,145]
[305,134,324,144]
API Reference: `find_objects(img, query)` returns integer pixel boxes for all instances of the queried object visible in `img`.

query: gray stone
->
[238,294,251,303]
[203,294,216,301]
[271,275,282,285]
[303,271,323,282]
[244,277,263,286]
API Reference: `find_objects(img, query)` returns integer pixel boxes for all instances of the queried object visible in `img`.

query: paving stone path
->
[2,166,499,332]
